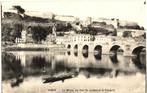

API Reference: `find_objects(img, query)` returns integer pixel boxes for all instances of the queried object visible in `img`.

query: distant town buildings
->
[61,34,95,43]
[82,17,92,26]
[92,18,118,28]
[2,7,145,45]
[25,11,54,19]
[54,15,79,22]
[117,29,145,37]
[15,29,35,43]
[15,30,27,43]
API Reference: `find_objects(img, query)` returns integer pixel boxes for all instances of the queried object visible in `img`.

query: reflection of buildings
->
[14,52,27,67]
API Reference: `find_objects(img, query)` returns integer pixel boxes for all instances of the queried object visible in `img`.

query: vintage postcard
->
[1,0,146,93]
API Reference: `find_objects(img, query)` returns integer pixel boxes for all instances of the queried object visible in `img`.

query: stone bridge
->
[65,36,146,56]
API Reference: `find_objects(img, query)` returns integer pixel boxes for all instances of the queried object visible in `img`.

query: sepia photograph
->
[1,0,146,93]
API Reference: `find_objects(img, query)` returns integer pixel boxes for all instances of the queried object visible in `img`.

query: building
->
[54,34,116,52]
[56,36,67,44]
[54,15,79,22]
[55,34,94,44]
[44,35,56,44]
[15,30,27,43]
[25,11,54,19]
[15,29,34,44]
[117,29,145,37]
[81,17,92,27]
[64,34,95,43]
[92,18,118,28]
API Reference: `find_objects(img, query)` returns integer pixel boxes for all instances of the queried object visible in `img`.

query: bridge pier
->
[123,51,132,56]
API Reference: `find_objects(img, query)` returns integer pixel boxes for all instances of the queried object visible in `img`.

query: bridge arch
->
[27,26,33,34]
[82,45,89,53]
[132,46,145,56]
[131,54,146,73]
[94,45,102,55]
[67,44,71,49]
[74,44,78,50]
[109,45,122,54]
[94,54,101,60]
[27,26,32,29]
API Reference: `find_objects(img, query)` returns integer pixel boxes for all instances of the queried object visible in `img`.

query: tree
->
[13,6,25,14]
[122,31,132,38]
[2,24,12,42]
[52,14,55,21]
[142,33,146,39]
[12,24,23,38]
[111,29,117,36]
[2,23,23,43]
[31,26,49,43]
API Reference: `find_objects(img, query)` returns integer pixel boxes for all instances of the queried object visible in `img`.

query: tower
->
[86,17,92,26]
[52,25,57,37]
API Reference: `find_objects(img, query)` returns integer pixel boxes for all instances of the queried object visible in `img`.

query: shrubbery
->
[2,23,23,43]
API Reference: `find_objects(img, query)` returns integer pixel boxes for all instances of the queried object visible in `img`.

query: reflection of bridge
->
[9,51,145,73]
[3,52,145,90]
[65,36,146,56]
[3,51,145,81]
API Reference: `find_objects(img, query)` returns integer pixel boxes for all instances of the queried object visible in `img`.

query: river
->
[2,51,146,93]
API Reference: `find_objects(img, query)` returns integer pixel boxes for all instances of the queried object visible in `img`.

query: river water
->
[2,51,146,93]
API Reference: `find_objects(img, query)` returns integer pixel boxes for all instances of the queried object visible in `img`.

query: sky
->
[1,0,146,27]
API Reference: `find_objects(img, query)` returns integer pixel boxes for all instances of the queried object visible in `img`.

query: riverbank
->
[3,43,66,51]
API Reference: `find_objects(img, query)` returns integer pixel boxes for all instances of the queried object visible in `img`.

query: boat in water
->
[43,71,78,83]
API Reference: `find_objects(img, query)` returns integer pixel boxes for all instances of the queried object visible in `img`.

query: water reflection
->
[81,68,112,78]
[74,51,78,57]
[132,54,146,73]
[82,52,88,58]
[31,56,46,69]
[67,51,70,55]
[2,52,24,87]
[109,54,119,64]
[94,54,101,60]
[11,76,23,87]
[2,51,146,87]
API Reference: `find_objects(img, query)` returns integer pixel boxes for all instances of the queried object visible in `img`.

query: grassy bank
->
[3,45,66,51]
